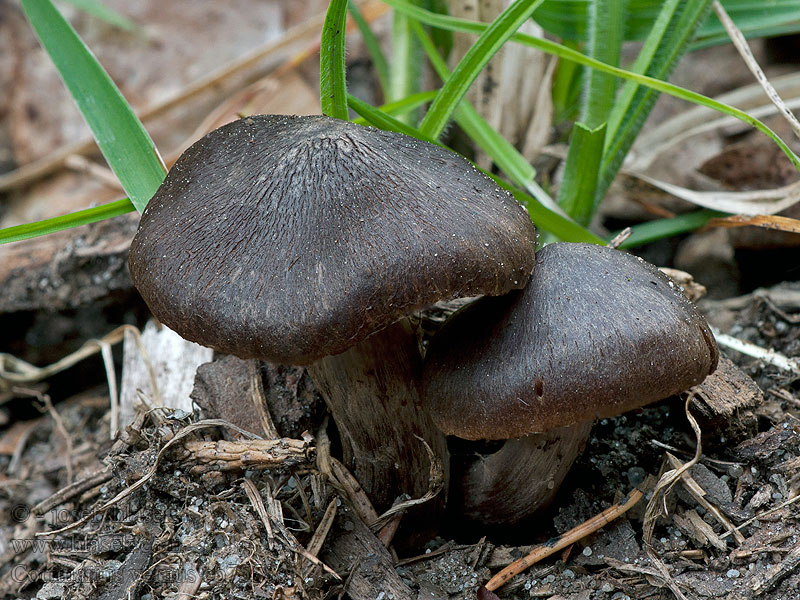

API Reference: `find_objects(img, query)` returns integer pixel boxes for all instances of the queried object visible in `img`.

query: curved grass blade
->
[351,90,439,126]
[21,0,165,213]
[418,0,545,140]
[347,94,440,143]
[320,0,349,120]
[411,21,569,218]
[384,0,800,173]
[0,199,135,245]
[62,0,139,32]
[614,210,725,248]
[347,94,602,243]
[598,0,713,201]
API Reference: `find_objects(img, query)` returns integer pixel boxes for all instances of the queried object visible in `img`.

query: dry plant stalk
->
[713,0,800,141]
[182,438,311,472]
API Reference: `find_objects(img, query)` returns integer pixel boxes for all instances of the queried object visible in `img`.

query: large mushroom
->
[422,242,719,524]
[128,114,538,518]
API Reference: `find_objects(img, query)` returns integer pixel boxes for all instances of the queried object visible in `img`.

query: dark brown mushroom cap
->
[422,242,719,440]
[128,115,537,364]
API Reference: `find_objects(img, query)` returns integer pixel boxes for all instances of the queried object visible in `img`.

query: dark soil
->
[0,274,798,600]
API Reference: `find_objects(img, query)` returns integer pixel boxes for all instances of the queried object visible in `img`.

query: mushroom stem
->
[307,320,449,515]
[452,421,593,525]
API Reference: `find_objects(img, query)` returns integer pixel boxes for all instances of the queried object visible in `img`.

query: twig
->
[36,419,259,536]
[482,488,643,592]
[370,436,445,531]
[664,453,744,544]
[242,479,275,550]
[32,468,112,515]
[713,0,800,141]
[711,327,800,374]
[753,541,800,595]
[720,494,800,540]
[607,227,632,249]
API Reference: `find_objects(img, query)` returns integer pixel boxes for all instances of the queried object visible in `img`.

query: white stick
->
[711,327,800,375]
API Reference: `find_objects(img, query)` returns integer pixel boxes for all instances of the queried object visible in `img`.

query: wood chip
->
[691,356,763,418]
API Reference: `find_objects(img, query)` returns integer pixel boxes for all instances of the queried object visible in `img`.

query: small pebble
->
[582,546,593,556]
[727,569,741,578]
[600,582,614,593]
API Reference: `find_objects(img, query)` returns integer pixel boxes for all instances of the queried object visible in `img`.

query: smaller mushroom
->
[422,242,719,524]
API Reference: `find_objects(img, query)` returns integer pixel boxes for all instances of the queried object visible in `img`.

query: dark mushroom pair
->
[128,115,718,530]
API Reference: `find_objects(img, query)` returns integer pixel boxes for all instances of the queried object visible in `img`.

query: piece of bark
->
[691,356,763,417]
[119,320,214,431]
[321,505,415,600]
[191,355,278,439]
[673,509,727,552]
[0,213,137,313]
[96,538,153,600]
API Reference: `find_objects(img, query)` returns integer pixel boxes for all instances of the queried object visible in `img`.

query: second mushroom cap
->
[422,242,720,441]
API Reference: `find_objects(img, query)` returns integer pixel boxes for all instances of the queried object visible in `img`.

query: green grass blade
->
[21,0,165,213]
[582,0,626,128]
[349,1,391,96]
[418,0,545,139]
[347,94,440,143]
[348,90,602,243]
[493,177,606,244]
[61,0,139,31]
[385,0,800,174]
[597,0,713,201]
[352,90,439,125]
[320,0,349,120]
[0,199,135,245]
[390,4,423,124]
[604,0,681,146]
[531,0,800,44]
[614,210,725,248]
[412,21,568,217]
[556,122,606,225]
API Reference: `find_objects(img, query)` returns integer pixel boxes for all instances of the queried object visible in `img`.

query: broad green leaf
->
[557,122,606,225]
[21,0,165,213]
[418,0,545,139]
[320,0,349,120]
[0,200,135,245]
